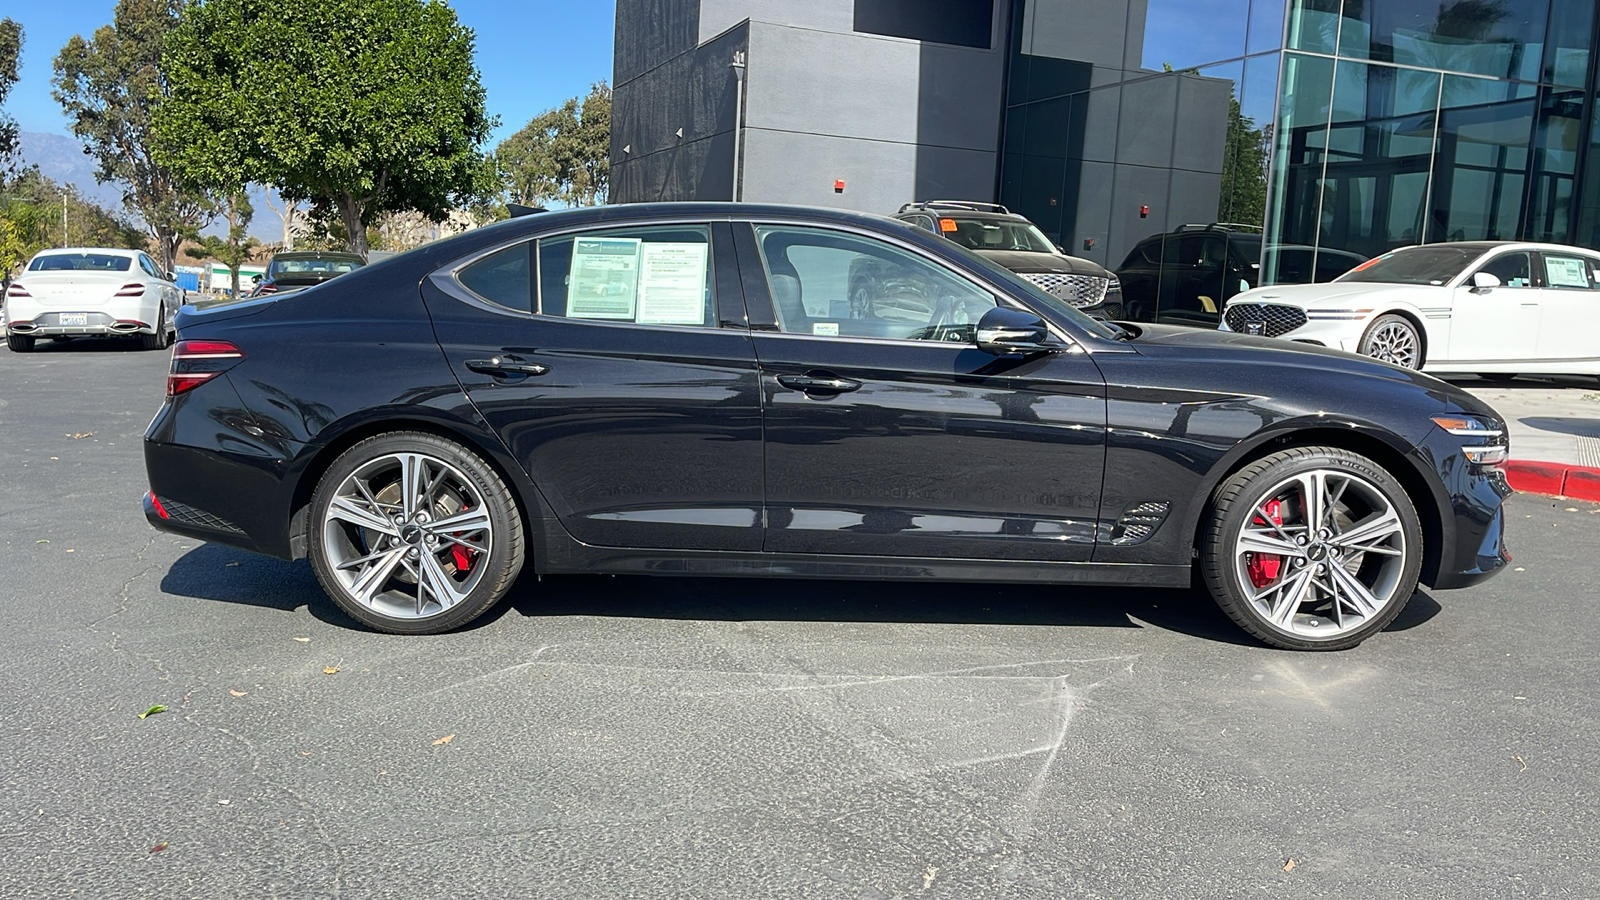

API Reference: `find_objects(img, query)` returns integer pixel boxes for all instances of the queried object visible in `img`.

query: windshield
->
[28,253,133,272]
[949,242,1122,340]
[941,218,1057,254]
[1334,246,1482,285]
[270,257,363,277]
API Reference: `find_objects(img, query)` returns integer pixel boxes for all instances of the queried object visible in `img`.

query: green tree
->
[1,167,146,276]
[496,82,611,208]
[0,18,22,172]
[1217,97,1270,228]
[156,0,495,260]
[184,191,258,298]
[52,0,213,273]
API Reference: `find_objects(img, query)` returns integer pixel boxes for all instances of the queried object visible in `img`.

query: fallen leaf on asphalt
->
[1282,859,1297,872]
[1566,507,1579,512]
[1514,755,1528,772]
[138,705,167,719]
[217,799,230,805]
[48,456,58,460]
[35,540,48,544]
[293,637,310,643]
[432,734,455,746]
[323,666,340,675]
[65,549,74,553]
[228,690,247,697]
[1514,567,1526,572]
[66,432,95,440]
[150,842,168,853]
[225,561,241,568]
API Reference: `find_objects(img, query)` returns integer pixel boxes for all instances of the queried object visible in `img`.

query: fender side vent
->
[1111,501,1170,546]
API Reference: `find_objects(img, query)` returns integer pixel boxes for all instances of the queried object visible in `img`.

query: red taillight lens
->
[115,283,146,297]
[167,339,246,397]
[5,283,29,298]
[259,284,278,294]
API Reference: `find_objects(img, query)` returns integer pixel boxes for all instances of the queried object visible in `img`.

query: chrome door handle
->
[777,374,861,394]
[465,357,549,377]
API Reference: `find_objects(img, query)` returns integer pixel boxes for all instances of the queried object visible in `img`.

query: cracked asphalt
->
[2,339,1598,899]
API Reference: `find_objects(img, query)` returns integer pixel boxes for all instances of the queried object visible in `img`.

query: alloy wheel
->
[1363,320,1419,368]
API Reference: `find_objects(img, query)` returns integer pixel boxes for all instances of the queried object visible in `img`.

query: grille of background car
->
[1019,273,1108,309]
[1224,303,1309,337]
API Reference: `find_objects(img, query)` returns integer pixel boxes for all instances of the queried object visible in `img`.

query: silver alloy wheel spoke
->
[349,547,408,605]
[417,549,471,612]
[426,508,492,534]
[1332,510,1404,553]
[328,497,399,536]
[1327,561,1382,618]
[399,453,427,519]
[1237,529,1303,557]
[1296,470,1328,532]
[1263,566,1318,626]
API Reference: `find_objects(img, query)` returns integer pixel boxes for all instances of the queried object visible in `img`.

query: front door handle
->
[465,357,549,377]
[777,373,862,394]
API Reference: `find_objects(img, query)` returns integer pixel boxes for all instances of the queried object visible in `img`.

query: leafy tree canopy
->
[0,18,22,172]
[156,0,496,259]
[52,0,213,272]
[497,82,611,209]
[1,167,147,277]
[183,191,257,298]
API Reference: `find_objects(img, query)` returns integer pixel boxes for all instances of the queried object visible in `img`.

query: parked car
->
[4,248,181,352]
[1115,224,1367,326]
[1219,241,1600,376]
[143,203,1511,651]
[893,201,1120,316]
[249,250,365,297]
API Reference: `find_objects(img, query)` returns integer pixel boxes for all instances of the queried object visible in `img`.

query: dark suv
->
[893,202,1120,316]
[250,251,366,297]
[1115,224,1367,326]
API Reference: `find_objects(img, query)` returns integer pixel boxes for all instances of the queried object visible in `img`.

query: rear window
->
[29,253,133,272]
[270,258,363,277]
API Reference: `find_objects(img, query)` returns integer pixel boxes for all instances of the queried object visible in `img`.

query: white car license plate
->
[60,313,89,326]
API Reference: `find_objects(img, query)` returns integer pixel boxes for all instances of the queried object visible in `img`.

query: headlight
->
[1105,275,1122,295]
[1432,415,1508,466]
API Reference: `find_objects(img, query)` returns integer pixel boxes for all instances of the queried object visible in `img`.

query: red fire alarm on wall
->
[834,179,846,193]
[1139,204,1150,218]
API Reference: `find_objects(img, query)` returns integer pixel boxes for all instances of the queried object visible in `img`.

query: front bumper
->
[1219,307,1369,352]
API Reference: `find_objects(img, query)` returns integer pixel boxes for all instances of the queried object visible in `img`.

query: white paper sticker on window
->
[1545,256,1590,289]
[568,237,641,319]
[637,243,709,325]
[812,322,839,336]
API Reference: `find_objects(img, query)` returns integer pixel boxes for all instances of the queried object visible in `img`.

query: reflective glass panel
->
[1140,0,1251,71]
[1336,0,1552,82]
[1247,0,1289,54]
[1543,0,1594,87]
[1528,87,1584,241]
[1286,0,1343,54]
[1430,78,1536,242]
[1265,52,1336,284]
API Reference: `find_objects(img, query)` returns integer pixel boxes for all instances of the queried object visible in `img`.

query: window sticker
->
[567,237,641,319]
[812,322,840,336]
[1544,256,1590,289]
[636,243,709,325]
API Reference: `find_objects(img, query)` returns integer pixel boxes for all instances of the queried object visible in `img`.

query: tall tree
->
[497,82,611,209]
[0,18,22,173]
[1217,97,1270,228]
[52,0,212,271]
[183,191,257,298]
[1,166,146,275]
[156,0,495,259]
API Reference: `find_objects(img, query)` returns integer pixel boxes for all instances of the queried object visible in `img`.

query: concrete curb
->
[1507,460,1600,502]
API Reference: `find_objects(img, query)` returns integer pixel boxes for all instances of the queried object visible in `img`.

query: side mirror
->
[1471,271,1501,291]
[251,274,262,283]
[975,307,1060,356]
[164,270,175,282]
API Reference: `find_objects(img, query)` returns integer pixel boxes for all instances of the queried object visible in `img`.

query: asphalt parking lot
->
[2,340,1598,899]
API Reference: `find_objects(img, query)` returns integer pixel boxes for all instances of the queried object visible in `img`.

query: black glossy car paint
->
[144,203,1510,599]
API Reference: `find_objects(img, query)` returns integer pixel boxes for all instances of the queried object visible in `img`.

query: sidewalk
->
[1456,375,1600,501]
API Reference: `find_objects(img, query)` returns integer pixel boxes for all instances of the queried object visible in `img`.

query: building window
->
[853,0,993,50]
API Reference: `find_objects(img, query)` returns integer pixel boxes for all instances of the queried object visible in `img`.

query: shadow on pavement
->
[160,542,1442,648]
[7,337,151,353]
[1520,416,1600,438]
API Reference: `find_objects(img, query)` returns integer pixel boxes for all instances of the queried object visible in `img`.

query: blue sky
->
[5,0,617,144]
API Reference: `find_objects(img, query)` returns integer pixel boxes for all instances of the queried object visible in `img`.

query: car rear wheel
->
[1358,314,1422,369]
[308,432,525,634]
[139,309,167,351]
[1200,446,1423,651]
[6,332,34,353]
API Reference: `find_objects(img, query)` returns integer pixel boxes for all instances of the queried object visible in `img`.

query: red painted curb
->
[1506,460,1600,501]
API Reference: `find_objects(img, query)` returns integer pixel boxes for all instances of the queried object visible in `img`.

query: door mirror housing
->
[975,307,1061,356]
[1471,271,1501,291]
[251,274,262,283]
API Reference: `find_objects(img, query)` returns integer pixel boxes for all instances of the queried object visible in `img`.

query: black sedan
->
[143,203,1512,650]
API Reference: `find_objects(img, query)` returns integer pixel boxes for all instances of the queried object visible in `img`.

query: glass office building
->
[999,0,1600,323]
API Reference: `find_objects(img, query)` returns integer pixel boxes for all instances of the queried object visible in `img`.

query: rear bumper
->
[8,308,156,336]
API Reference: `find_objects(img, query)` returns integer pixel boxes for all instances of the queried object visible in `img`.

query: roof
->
[269,250,365,262]
[31,247,142,257]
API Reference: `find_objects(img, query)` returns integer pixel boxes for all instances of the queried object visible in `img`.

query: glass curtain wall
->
[1270,0,1599,285]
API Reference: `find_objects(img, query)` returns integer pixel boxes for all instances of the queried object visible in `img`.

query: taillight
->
[115,283,147,297]
[259,284,278,294]
[167,339,246,396]
[5,283,28,298]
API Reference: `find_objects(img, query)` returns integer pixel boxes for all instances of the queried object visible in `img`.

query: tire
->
[1357,314,1423,369]
[307,432,525,634]
[1476,373,1519,383]
[1200,446,1424,651]
[138,308,167,351]
[6,332,34,353]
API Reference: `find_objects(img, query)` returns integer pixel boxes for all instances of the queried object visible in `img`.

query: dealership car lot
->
[3,341,1599,898]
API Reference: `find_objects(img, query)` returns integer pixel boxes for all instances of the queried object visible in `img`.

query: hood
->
[976,249,1109,277]
[1127,322,1452,388]
[1225,281,1438,309]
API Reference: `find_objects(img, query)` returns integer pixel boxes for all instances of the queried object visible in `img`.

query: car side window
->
[1477,252,1532,288]
[138,254,162,279]
[536,225,715,327]
[458,242,534,313]
[1540,253,1600,291]
[753,225,997,343]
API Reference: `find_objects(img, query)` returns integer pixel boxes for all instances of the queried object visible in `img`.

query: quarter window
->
[538,225,715,326]
[1541,254,1600,291]
[458,243,534,313]
[754,225,997,343]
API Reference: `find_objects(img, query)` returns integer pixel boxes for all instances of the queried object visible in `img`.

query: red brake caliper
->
[449,504,477,574]
[1247,499,1284,589]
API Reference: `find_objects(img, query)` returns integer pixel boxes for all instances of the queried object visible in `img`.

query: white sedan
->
[4,248,182,353]
[1218,241,1600,376]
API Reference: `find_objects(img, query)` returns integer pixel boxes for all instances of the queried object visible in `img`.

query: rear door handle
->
[777,373,861,394]
[465,357,549,377]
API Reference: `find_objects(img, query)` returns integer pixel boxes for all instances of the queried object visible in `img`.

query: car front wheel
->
[308,432,525,634]
[1200,446,1423,651]
[1358,314,1423,369]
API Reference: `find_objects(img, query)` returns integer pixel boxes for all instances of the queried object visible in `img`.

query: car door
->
[137,253,173,323]
[736,221,1107,562]
[424,221,765,552]
[1532,250,1600,364]
[1444,250,1540,363]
